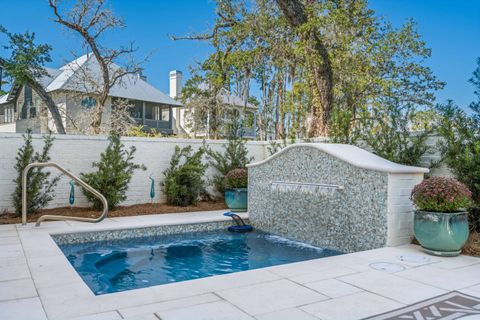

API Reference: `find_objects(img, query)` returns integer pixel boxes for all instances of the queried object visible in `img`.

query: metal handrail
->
[22,162,108,226]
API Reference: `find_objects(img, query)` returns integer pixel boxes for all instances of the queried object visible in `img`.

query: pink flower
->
[411,177,472,213]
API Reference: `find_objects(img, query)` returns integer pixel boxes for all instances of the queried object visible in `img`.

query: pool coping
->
[2,210,480,320]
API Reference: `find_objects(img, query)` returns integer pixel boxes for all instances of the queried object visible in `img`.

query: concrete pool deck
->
[0,210,479,320]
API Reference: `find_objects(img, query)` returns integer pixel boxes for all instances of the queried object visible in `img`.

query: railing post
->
[21,163,31,226]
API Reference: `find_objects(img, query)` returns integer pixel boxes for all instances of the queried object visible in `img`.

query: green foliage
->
[437,102,480,202]
[126,125,162,138]
[266,139,287,156]
[163,145,208,206]
[411,177,472,213]
[205,125,253,195]
[80,132,146,210]
[178,1,443,141]
[0,26,52,85]
[436,58,480,231]
[225,168,248,189]
[359,103,431,166]
[11,130,60,216]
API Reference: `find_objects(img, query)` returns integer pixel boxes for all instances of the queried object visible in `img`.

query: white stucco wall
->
[0,133,266,213]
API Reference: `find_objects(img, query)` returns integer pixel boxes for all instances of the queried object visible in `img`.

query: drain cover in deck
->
[397,254,431,264]
[369,262,405,273]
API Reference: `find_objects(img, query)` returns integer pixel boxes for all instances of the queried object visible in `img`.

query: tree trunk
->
[29,80,66,134]
[89,70,110,134]
[276,0,334,137]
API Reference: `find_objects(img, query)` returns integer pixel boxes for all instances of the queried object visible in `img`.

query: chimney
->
[169,70,183,99]
[136,69,147,82]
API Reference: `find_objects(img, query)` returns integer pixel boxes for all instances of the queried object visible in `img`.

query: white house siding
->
[14,89,67,134]
[64,94,113,134]
[0,134,266,213]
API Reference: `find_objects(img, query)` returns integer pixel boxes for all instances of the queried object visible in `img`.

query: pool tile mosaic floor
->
[364,291,480,320]
[0,211,479,320]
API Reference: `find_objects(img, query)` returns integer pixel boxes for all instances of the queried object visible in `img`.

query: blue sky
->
[0,0,479,106]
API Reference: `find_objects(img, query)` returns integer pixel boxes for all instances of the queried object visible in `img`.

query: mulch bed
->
[463,232,480,257]
[0,201,228,225]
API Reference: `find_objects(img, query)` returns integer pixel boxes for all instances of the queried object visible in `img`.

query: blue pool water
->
[57,230,341,295]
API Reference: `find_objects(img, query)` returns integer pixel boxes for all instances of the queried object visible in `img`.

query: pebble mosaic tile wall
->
[52,220,240,245]
[248,146,389,253]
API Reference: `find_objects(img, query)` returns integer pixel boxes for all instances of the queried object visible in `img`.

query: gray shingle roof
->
[42,54,182,106]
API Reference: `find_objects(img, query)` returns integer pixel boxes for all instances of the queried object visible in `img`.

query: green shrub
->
[266,139,287,156]
[225,168,248,189]
[163,145,207,206]
[360,104,431,166]
[436,59,480,231]
[80,132,146,210]
[436,102,480,231]
[126,125,162,138]
[11,130,60,216]
[411,177,472,213]
[206,128,253,196]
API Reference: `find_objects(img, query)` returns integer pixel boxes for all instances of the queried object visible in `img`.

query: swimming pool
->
[56,230,341,295]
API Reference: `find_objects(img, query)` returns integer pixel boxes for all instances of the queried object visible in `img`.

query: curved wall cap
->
[247,143,429,174]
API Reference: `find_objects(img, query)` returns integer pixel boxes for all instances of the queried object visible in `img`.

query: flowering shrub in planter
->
[411,177,472,256]
[224,168,248,212]
[411,177,472,212]
[225,168,248,189]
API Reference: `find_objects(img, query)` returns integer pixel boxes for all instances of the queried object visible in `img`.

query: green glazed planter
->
[224,188,248,212]
[414,210,469,257]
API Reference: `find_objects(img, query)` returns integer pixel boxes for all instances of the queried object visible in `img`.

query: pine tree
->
[205,122,253,196]
[11,130,60,216]
[81,132,146,210]
[163,145,207,206]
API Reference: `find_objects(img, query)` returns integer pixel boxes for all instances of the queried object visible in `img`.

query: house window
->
[81,97,97,109]
[130,100,143,119]
[162,107,170,121]
[145,103,155,120]
[145,102,159,120]
[145,102,170,121]
[2,105,15,123]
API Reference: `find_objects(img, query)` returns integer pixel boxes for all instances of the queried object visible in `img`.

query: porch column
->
[169,105,173,132]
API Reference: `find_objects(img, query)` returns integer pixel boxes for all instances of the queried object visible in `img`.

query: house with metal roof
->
[0,54,183,135]
[169,71,258,139]
[0,54,258,137]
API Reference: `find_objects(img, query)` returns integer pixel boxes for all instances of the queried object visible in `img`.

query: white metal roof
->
[41,54,182,106]
[0,94,8,105]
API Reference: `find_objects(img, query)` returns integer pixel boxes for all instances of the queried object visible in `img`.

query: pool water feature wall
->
[247,143,429,253]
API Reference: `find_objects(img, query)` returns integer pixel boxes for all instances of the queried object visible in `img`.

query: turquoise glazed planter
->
[225,188,248,212]
[414,210,469,257]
